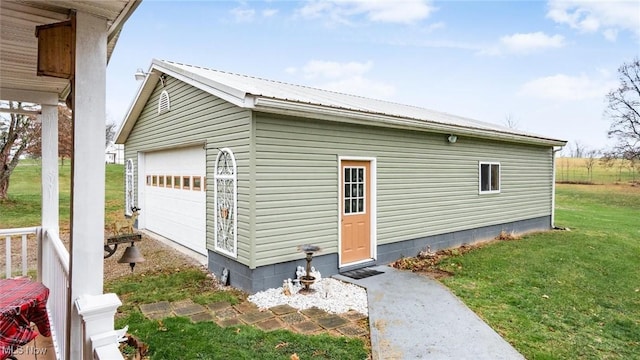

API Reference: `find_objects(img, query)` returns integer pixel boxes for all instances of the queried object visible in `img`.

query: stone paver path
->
[139,299,369,340]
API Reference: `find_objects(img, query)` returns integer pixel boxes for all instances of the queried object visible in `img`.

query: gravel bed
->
[248,278,368,316]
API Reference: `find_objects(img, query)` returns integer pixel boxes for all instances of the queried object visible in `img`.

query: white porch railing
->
[1,227,37,278]
[2,227,124,360]
[41,228,70,360]
[1,227,69,360]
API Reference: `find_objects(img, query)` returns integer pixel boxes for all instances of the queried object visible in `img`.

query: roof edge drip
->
[254,98,566,147]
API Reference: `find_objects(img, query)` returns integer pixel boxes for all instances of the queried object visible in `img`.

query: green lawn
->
[439,184,640,359]
[0,159,124,228]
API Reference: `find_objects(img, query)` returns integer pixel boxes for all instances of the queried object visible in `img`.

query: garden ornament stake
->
[298,244,321,294]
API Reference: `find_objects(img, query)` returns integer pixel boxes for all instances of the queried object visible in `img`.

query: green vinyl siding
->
[123,76,252,266]
[252,114,552,267]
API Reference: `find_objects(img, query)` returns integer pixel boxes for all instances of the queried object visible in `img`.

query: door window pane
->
[343,166,366,215]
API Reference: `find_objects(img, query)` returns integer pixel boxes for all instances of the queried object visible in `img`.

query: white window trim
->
[337,156,377,267]
[125,158,135,216]
[158,90,171,114]
[214,148,238,258]
[478,161,501,194]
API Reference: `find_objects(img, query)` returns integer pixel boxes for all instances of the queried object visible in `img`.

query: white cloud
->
[518,73,616,101]
[500,32,565,54]
[546,0,640,38]
[478,32,565,56]
[262,9,278,17]
[297,0,435,25]
[230,7,255,22]
[287,60,395,99]
[231,6,278,22]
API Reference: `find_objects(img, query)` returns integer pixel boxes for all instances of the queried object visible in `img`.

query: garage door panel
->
[143,146,206,255]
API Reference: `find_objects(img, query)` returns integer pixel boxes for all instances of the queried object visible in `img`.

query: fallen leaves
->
[156,320,167,332]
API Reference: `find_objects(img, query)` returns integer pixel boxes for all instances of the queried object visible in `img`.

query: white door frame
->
[338,156,377,267]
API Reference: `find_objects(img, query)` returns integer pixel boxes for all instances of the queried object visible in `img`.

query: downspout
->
[551,146,564,228]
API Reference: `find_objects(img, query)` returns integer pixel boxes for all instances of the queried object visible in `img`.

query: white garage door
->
[143,146,206,255]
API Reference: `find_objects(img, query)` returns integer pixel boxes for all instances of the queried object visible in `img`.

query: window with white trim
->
[158,90,171,114]
[479,162,500,194]
[125,159,135,215]
[214,148,237,258]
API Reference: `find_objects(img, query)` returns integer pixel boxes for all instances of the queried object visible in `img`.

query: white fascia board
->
[107,0,141,41]
[254,98,567,147]
[151,60,251,107]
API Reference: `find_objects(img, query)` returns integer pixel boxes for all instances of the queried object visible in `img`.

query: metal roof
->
[117,59,566,147]
[0,0,140,103]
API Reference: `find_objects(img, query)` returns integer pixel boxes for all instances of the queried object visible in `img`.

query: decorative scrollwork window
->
[125,159,135,216]
[214,148,237,258]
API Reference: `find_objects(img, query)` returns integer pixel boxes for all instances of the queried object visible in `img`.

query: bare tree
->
[504,113,519,129]
[600,150,618,181]
[606,58,640,160]
[23,105,73,166]
[0,102,40,200]
[59,106,73,165]
[584,148,600,182]
[571,140,586,158]
[105,121,117,148]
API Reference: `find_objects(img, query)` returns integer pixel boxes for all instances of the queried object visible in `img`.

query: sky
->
[106,0,640,153]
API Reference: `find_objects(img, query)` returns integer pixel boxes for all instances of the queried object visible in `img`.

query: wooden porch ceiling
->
[0,0,140,103]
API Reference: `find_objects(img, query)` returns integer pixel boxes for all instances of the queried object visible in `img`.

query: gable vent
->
[158,90,171,114]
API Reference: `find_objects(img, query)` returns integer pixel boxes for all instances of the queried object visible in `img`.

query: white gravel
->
[248,278,368,316]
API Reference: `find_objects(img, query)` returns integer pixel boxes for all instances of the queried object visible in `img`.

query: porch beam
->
[0,88,59,105]
[0,107,41,115]
[68,11,108,360]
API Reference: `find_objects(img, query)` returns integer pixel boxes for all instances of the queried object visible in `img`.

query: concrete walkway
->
[334,266,524,360]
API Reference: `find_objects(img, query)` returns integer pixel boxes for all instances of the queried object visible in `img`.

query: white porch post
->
[69,11,110,360]
[39,102,59,283]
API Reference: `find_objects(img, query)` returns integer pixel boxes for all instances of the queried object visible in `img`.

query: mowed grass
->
[0,159,124,229]
[439,183,640,359]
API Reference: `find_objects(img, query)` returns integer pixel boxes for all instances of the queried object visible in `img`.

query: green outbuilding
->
[116,59,567,293]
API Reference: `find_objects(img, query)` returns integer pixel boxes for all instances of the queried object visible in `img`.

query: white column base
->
[76,293,124,360]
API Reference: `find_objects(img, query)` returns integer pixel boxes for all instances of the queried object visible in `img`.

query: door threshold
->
[339,259,376,272]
